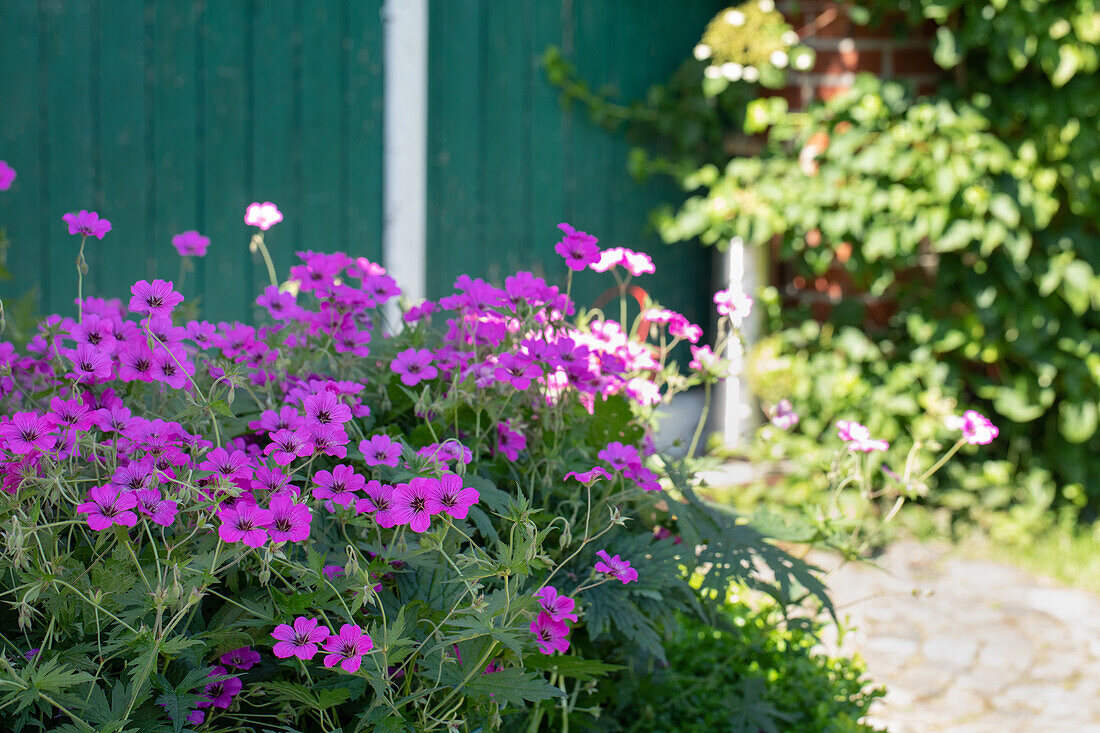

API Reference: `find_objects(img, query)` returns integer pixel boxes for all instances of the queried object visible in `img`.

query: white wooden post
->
[382,0,428,310]
[719,237,763,447]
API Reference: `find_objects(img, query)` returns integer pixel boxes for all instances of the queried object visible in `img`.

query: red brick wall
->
[776,1,938,110]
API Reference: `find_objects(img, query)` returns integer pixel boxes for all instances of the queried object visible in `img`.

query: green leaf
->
[457,667,564,708]
[1059,400,1099,443]
[521,655,624,681]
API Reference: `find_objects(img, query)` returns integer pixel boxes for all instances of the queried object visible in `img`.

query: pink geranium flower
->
[271,616,330,660]
[313,464,365,508]
[264,427,314,466]
[425,472,479,520]
[945,410,999,445]
[530,611,571,655]
[497,422,526,461]
[360,434,401,467]
[128,279,184,317]
[303,391,352,427]
[595,550,638,584]
[770,399,799,430]
[220,646,261,670]
[217,503,273,548]
[0,412,56,454]
[836,420,889,453]
[391,477,440,533]
[554,223,600,271]
[534,587,579,623]
[77,485,138,531]
[590,247,655,276]
[172,230,210,257]
[268,492,312,542]
[63,210,111,239]
[494,352,543,390]
[0,161,15,190]
[133,488,178,526]
[322,624,374,673]
[197,666,242,709]
[391,348,438,386]
[245,201,283,230]
[564,467,612,484]
[713,288,753,318]
[65,344,113,383]
[356,481,398,527]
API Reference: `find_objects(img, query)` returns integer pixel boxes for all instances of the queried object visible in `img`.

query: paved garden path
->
[813,541,1100,732]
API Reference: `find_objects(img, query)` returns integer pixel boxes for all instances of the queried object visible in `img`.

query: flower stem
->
[250,233,279,289]
[687,380,712,457]
[75,235,87,323]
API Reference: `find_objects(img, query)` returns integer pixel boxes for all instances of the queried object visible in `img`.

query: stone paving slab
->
[813,541,1100,732]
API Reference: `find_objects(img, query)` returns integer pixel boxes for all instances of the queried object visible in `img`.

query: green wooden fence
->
[427,0,725,326]
[1,0,721,327]
[0,0,385,322]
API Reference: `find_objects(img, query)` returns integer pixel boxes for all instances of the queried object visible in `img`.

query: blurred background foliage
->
[545,0,1100,530]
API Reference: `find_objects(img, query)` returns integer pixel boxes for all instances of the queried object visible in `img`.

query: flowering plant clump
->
[0,202,875,731]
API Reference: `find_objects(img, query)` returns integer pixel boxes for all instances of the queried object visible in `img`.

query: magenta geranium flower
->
[313,464,365,508]
[425,473,479,520]
[217,503,273,548]
[64,344,113,383]
[220,646,261,670]
[945,410,998,445]
[534,586,579,623]
[268,492,312,542]
[360,434,401,467]
[264,427,313,466]
[564,467,612,484]
[356,481,398,528]
[63,210,111,239]
[391,477,440,533]
[595,550,638,584]
[322,623,374,673]
[0,161,15,190]
[172,230,210,257]
[245,201,283,230]
[128,279,184,317]
[770,399,799,430]
[530,611,571,655]
[303,391,352,427]
[494,352,543,390]
[196,666,242,709]
[200,447,255,483]
[48,397,94,432]
[554,222,600,271]
[598,441,641,472]
[76,485,138,531]
[271,616,330,660]
[391,348,438,386]
[134,488,178,526]
[714,288,753,318]
[497,422,526,461]
[836,420,889,453]
[0,412,56,455]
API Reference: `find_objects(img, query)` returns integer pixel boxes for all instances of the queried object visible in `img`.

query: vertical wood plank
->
[301,2,341,255]
[527,0,566,282]
[202,0,250,321]
[96,0,148,303]
[152,0,198,295]
[426,0,482,297]
[0,0,43,313]
[479,0,526,281]
[251,0,299,300]
[43,0,95,316]
[346,0,384,263]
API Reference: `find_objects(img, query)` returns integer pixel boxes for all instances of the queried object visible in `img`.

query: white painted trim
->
[382,0,428,309]
[720,237,763,447]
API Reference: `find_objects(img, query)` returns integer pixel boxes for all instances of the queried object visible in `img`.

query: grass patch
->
[956,522,1100,595]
